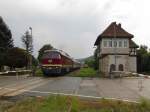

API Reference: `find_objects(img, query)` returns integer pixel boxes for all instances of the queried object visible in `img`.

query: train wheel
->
[58,68,62,74]
[42,71,49,77]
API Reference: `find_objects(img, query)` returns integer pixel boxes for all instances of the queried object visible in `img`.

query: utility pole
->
[29,27,33,72]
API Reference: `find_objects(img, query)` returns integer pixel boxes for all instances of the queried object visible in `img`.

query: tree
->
[85,59,94,68]
[22,30,33,69]
[22,31,33,54]
[0,16,13,70]
[38,44,53,62]
[137,45,150,73]
[6,47,29,69]
[32,55,38,67]
[93,48,99,70]
[84,48,99,70]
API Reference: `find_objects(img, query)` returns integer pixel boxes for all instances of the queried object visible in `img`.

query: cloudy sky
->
[0,0,150,58]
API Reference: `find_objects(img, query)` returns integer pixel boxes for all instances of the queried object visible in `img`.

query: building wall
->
[98,38,137,76]
[108,55,129,72]
[129,56,137,72]
[99,54,137,76]
[100,38,129,54]
[99,56,109,76]
[101,48,129,54]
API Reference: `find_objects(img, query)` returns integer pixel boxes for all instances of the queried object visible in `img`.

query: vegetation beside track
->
[1,95,150,112]
[35,68,43,76]
[68,67,98,77]
[35,67,98,77]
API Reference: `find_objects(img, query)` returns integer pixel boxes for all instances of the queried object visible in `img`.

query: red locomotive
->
[41,49,80,76]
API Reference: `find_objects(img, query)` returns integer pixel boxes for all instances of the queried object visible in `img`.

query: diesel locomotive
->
[41,49,81,76]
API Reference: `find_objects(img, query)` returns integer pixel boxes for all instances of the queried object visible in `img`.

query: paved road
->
[0,75,150,101]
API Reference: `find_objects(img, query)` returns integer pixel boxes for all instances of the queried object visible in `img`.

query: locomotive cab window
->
[42,52,61,59]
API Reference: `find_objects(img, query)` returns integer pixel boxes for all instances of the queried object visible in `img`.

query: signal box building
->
[94,22,138,76]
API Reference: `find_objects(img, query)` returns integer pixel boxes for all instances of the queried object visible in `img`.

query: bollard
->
[16,72,19,80]
[138,77,144,91]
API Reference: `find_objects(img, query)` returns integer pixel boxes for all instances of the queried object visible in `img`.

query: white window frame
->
[113,40,117,47]
[103,41,107,47]
[119,41,122,47]
[108,41,112,47]
[124,40,128,48]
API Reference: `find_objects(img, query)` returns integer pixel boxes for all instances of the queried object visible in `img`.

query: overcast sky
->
[0,0,150,58]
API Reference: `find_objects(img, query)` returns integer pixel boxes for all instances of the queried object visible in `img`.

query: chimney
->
[118,23,121,28]
[112,21,116,25]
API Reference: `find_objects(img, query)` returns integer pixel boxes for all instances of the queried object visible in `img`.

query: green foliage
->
[77,67,96,77]
[6,47,29,68]
[35,68,43,76]
[138,98,150,111]
[22,31,33,53]
[39,96,69,112]
[94,48,99,70]
[32,56,38,67]
[4,47,38,69]
[0,17,13,49]
[85,58,95,68]
[69,67,97,77]
[84,48,99,70]
[38,44,53,62]
[4,96,150,112]
[0,16,13,68]
[137,45,150,73]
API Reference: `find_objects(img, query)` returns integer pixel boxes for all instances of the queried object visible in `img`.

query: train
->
[41,49,81,76]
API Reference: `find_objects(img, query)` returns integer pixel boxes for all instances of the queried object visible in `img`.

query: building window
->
[124,41,127,47]
[108,41,112,47]
[118,64,124,71]
[103,41,107,47]
[119,41,122,47]
[114,41,117,47]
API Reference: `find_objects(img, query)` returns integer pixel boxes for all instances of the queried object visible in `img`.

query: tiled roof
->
[94,22,134,45]
[129,40,139,48]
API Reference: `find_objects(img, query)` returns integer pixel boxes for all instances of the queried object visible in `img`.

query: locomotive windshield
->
[42,51,61,59]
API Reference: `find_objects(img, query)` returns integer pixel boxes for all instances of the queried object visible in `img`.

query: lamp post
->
[29,27,32,37]
[29,27,33,72]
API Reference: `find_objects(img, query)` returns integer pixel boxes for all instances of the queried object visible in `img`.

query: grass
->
[35,68,43,76]
[69,67,98,77]
[2,96,150,112]
[0,100,14,112]
[140,72,150,75]
[35,67,98,77]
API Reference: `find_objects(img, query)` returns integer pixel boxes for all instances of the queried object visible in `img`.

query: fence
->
[0,70,32,76]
